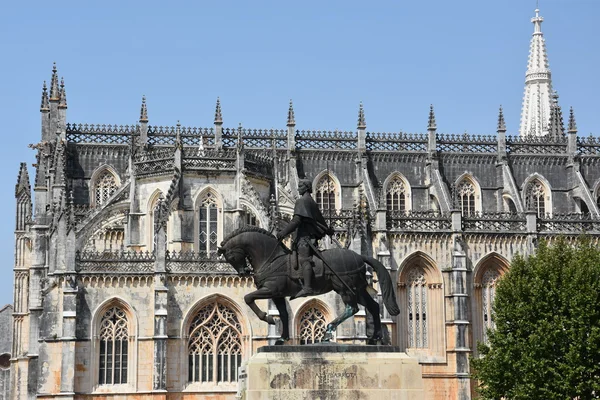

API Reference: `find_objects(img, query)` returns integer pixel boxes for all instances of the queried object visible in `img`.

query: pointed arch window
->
[407,268,427,348]
[297,305,327,345]
[386,176,408,213]
[481,269,500,344]
[242,205,259,227]
[525,180,546,217]
[199,192,219,256]
[457,180,476,216]
[187,302,243,384]
[98,307,129,385]
[315,174,337,212]
[95,171,118,207]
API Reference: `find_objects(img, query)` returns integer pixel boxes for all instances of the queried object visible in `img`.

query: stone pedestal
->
[237,344,424,400]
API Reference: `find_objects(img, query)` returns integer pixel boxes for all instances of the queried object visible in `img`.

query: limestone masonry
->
[9,7,600,400]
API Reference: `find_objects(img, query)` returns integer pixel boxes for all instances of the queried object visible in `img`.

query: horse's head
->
[218,245,253,276]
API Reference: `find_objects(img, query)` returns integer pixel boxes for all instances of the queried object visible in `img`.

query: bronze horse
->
[218,226,400,344]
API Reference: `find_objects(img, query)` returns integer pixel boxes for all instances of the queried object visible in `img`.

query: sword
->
[307,240,356,297]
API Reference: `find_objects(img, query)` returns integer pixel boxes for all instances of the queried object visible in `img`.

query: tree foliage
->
[471,238,600,399]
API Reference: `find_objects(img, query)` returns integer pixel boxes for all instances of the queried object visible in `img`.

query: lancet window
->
[407,268,428,348]
[98,307,129,385]
[386,176,408,213]
[198,192,219,256]
[297,305,327,345]
[187,302,243,384]
[94,171,118,207]
[525,179,546,217]
[481,269,500,344]
[457,180,476,216]
[242,206,259,227]
[315,175,337,212]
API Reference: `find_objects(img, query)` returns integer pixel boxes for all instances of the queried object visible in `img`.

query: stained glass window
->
[386,176,407,212]
[457,180,476,216]
[315,175,336,212]
[482,269,500,344]
[525,180,546,217]
[199,192,219,256]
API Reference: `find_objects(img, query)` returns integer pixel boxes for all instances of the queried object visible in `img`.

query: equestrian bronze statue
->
[218,180,400,345]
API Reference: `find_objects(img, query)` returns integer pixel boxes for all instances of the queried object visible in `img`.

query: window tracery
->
[407,268,427,348]
[99,307,129,385]
[315,175,336,212]
[457,180,476,216]
[188,302,243,384]
[199,192,219,256]
[298,306,327,345]
[94,171,118,207]
[481,269,500,344]
[525,179,546,217]
[242,206,259,227]
[386,176,408,212]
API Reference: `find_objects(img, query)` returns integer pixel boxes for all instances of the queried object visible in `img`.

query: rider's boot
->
[293,262,315,299]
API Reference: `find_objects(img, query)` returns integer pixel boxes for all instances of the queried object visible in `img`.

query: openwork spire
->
[548,92,565,139]
[497,106,506,132]
[519,7,554,136]
[428,105,437,130]
[214,97,223,124]
[58,77,67,108]
[568,106,577,133]
[139,95,148,122]
[49,62,60,101]
[357,102,366,129]
[40,81,49,111]
[287,99,295,126]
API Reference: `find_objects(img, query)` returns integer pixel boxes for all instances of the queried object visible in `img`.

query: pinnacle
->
[40,81,49,111]
[140,95,148,122]
[428,104,437,130]
[15,162,31,198]
[58,77,67,108]
[357,102,366,129]
[50,62,60,101]
[214,97,223,124]
[497,106,506,132]
[548,92,565,139]
[568,107,577,133]
[287,99,295,126]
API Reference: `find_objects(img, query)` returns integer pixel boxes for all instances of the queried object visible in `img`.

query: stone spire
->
[497,106,507,132]
[428,104,437,130]
[58,77,67,108]
[40,81,49,111]
[15,162,31,198]
[568,106,577,133]
[548,91,565,139]
[140,95,148,122]
[519,7,554,136]
[49,62,60,101]
[214,97,223,124]
[287,99,295,126]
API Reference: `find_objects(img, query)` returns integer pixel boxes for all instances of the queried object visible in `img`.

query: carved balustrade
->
[66,123,134,144]
[506,135,568,155]
[366,132,427,152]
[436,133,497,153]
[295,130,357,151]
[537,213,600,233]
[166,250,237,274]
[76,250,155,273]
[462,212,527,232]
[387,210,452,231]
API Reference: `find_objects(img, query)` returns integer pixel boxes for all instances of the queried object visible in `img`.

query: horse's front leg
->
[244,287,277,325]
[271,297,290,344]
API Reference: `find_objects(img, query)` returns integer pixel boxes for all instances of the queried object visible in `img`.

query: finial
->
[50,62,59,100]
[214,97,223,124]
[287,99,295,126]
[357,102,366,129]
[237,122,244,150]
[497,105,506,132]
[40,81,49,111]
[140,95,148,122]
[428,104,437,130]
[568,107,577,133]
[58,77,67,108]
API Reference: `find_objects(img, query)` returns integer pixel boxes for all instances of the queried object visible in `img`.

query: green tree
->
[471,238,600,399]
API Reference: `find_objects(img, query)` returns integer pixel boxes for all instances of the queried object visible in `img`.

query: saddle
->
[288,251,325,280]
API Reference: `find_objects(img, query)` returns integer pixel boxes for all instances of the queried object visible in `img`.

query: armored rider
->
[277,179,334,299]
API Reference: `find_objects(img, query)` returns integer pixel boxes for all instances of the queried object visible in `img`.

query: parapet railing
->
[537,213,600,233]
[166,250,237,274]
[462,212,527,232]
[387,210,452,231]
[76,250,155,273]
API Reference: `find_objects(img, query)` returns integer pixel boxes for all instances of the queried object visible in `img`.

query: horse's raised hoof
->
[265,315,277,325]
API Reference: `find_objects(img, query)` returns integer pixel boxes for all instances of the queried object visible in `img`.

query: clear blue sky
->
[0,0,598,306]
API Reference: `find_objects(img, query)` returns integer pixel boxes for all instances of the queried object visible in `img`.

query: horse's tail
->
[362,256,400,316]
